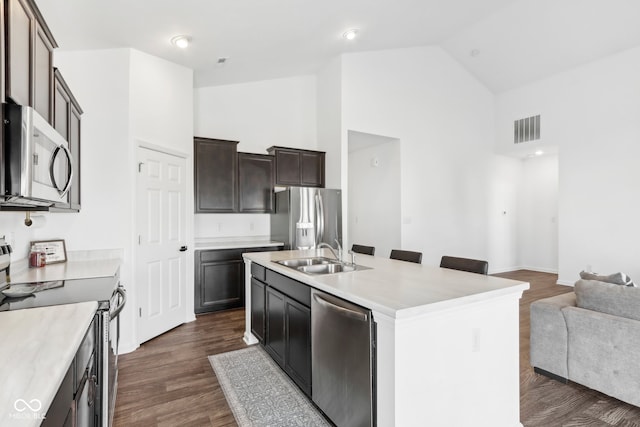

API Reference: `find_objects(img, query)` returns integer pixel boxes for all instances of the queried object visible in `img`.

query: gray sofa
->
[530,279,640,407]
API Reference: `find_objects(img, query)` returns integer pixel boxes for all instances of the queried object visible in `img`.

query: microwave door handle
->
[49,145,74,196]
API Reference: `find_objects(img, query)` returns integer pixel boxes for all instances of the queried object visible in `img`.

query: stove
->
[0,273,125,427]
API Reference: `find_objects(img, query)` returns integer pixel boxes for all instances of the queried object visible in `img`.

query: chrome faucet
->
[317,242,341,262]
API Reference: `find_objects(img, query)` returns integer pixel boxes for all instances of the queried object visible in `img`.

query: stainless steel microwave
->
[2,103,73,207]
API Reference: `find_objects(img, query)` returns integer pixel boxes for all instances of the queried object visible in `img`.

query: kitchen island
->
[243,249,529,427]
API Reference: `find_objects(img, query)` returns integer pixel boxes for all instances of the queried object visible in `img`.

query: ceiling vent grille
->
[514,114,540,144]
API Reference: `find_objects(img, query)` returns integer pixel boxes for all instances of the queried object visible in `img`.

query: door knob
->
[179,246,188,252]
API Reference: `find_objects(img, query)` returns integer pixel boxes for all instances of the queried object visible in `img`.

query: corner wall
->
[340,46,521,270]
[496,46,640,284]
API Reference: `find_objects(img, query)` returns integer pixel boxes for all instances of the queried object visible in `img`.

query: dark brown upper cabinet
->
[194,137,239,213]
[267,146,325,188]
[238,153,274,213]
[53,69,83,211]
[6,0,57,122]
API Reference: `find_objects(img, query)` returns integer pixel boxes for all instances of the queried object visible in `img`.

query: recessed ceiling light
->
[342,29,359,41]
[535,150,544,156]
[170,35,191,49]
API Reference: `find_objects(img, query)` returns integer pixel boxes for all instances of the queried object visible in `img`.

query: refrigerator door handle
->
[315,193,325,245]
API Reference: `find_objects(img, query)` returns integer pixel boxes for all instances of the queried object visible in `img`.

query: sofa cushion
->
[575,279,640,321]
[579,271,636,287]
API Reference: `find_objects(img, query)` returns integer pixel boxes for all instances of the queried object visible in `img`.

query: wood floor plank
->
[114,270,640,426]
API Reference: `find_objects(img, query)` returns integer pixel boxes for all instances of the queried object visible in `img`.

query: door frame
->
[134,141,195,347]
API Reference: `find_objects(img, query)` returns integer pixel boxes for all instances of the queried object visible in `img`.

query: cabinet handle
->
[179,246,188,252]
[88,375,97,407]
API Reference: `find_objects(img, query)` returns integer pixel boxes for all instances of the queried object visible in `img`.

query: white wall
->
[496,46,640,284]
[340,46,521,270]
[517,154,558,273]
[193,75,318,239]
[348,133,401,258]
[1,48,195,353]
[316,57,343,190]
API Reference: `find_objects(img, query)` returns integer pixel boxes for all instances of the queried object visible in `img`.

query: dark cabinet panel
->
[272,148,300,186]
[238,153,274,213]
[194,138,239,213]
[251,278,266,343]
[195,247,280,314]
[52,69,82,211]
[285,297,311,395]
[6,0,57,120]
[6,0,32,106]
[256,266,312,396]
[265,285,286,366]
[267,146,325,188]
[195,256,244,314]
[300,151,325,187]
[33,23,53,121]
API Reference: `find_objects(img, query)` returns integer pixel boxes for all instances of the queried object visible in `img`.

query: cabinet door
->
[265,286,286,367]
[6,0,33,106]
[33,22,53,121]
[69,104,82,210]
[274,149,301,186]
[53,69,83,211]
[285,297,312,396]
[251,278,266,343]
[300,151,325,188]
[195,258,244,313]
[42,365,73,427]
[194,138,239,213]
[238,153,274,213]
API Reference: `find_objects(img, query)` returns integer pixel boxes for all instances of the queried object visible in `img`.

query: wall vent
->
[514,115,540,144]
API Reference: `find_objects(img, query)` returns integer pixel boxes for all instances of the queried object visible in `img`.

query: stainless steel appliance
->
[1,103,74,207]
[0,237,12,288]
[0,274,126,427]
[311,289,375,427]
[271,187,342,251]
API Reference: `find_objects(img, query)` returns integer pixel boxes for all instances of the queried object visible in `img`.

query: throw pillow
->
[579,271,636,287]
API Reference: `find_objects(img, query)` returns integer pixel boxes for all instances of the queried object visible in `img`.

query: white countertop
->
[195,237,284,250]
[0,301,98,426]
[243,249,529,319]
[10,258,121,284]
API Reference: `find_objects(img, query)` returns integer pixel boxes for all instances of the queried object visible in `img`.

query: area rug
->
[208,346,331,427]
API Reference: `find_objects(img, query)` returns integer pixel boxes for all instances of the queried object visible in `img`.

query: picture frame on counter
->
[30,239,67,265]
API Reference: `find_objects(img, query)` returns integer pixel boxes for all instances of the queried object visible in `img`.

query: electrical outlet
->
[472,328,481,352]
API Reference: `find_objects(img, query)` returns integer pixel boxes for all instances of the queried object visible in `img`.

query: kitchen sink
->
[276,257,336,268]
[276,257,371,275]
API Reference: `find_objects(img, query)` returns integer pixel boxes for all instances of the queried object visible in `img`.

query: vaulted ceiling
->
[36,0,640,91]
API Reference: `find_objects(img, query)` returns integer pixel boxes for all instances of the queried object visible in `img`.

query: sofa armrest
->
[563,306,640,407]
[530,292,576,379]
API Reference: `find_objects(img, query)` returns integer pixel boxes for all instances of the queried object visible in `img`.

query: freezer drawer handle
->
[313,293,368,322]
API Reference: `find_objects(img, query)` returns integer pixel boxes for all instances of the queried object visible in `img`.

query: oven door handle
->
[110,285,127,319]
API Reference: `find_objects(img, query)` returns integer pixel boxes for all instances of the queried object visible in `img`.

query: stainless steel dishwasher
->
[311,289,375,427]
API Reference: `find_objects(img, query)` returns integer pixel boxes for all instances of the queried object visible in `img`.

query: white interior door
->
[136,147,187,344]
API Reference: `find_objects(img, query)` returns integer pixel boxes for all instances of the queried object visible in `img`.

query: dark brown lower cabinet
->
[256,266,311,397]
[250,278,266,343]
[195,246,281,314]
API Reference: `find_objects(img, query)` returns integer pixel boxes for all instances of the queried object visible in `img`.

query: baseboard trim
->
[489,265,559,275]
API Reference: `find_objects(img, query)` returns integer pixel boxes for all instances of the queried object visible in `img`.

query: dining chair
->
[389,249,422,264]
[351,244,375,256]
[439,256,488,275]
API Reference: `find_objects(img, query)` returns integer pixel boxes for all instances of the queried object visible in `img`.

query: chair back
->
[440,256,488,275]
[351,244,375,256]
[390,249,422,264]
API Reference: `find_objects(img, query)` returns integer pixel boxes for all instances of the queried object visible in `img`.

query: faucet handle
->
[348,250,356,265]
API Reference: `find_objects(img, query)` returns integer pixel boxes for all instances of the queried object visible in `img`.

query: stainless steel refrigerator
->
[271,187,342,250]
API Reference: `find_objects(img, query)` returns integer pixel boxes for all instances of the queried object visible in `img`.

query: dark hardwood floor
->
[114,270,640,426]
